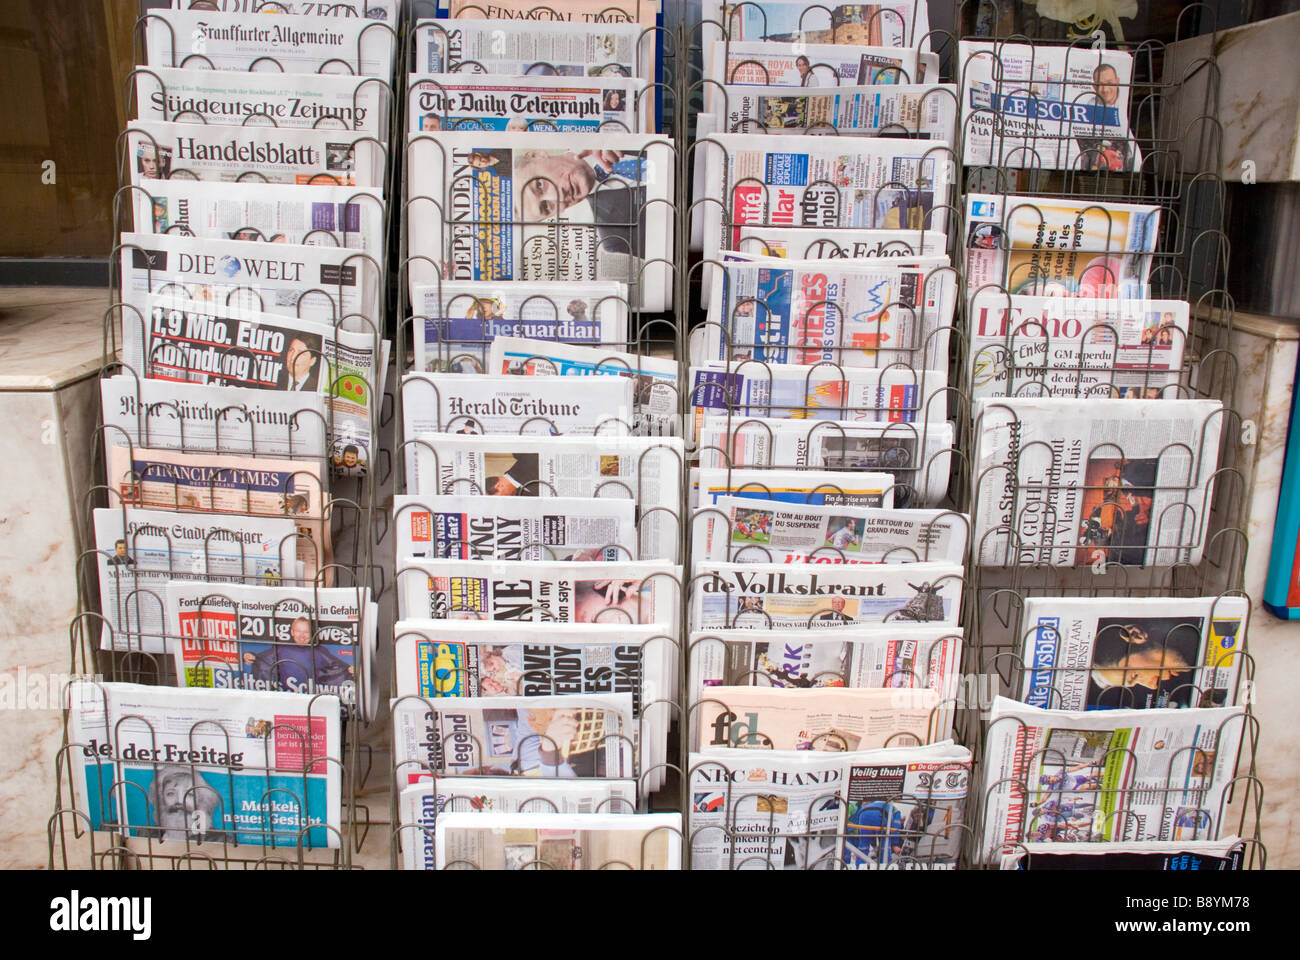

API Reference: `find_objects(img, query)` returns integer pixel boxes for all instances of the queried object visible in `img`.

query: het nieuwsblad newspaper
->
[406,131,674,311]
[409,74,647,133]
[401,372,633,438]
[999,836,1247,871]
[1018,595,1248,712]
[125,119,386,188]
[979,696,1246,864]
[94,506,301,653]
[415,18,652,78]
[972,397,1224,567]
[167,0,398,18]
[692,466,895,511]
[968,292,1191,400]
[167,581,377,719]
[69,680,342,848]
[435,812,682,869]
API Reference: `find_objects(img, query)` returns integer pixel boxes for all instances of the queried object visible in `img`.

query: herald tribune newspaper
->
[401,372,633,438]
[68,681,342,848]
[409,74,647,133]
[436,812,682,869]
[414,18,652,78]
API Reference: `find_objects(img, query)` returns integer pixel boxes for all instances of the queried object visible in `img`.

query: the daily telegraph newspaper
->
[694,497,968,565]
[69,681,341,848]
[168,0,397,17]
[707,0,927,48]
[396,558,680,631]
[690,741,970,869]
[406,131,675,311]
[691,561,964,629]
[979,696,1246,863]
[436,812,682,869]
[133,180,385,256]
[446,0,661,26]
[398,778,638,870]
[693,466,895,510]
[409,280,629,374]
[960,41,1137,171]
[972,397,1224,567]
[99,376,329,463]
[415,18,653,78]
[406,434,684,560]
[733,225,948,261]
[999,837,1247,871]
[390,693,635,782]
[392,493,638,562]
[136,67,388,138]
[401,372,633,438]
[697,415,956,506]
[1018,595,1247,711]
[968,292,1191,400]
[167,582,376,718]
[125,120,386,188]
[409,74,646,133]
[144,9,396,77]
[94,507,301,653]
[963,193,1160,298]
[720,83,957,141]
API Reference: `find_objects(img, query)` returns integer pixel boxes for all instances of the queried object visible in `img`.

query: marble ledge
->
[0,287,110,392]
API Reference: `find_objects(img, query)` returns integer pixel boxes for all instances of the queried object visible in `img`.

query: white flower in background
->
[1027,0,1139,41]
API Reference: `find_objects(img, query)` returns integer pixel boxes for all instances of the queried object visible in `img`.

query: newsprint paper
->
[436,812,682,869]
[409,74,647,133]
[1000,837,1246,871]
[720,83,956,141]
[69,681,342,848]
[414,19,652,79]
[401,372,633,437]
[167,0,398,19]
[692,466,895,511]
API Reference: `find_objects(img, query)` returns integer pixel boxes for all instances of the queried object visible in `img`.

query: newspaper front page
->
[693,466,895,511]
[447,0,661,27]
[415,18,651,78]
[710,40,918,92]
[707,0,926,48]
[721,83,956,141]
[169,0,398,18]
[409,74,647,133]
[401,372,633,438]
[1000,837,1246,871]
[732,225,948,261]
[435,811,682,869]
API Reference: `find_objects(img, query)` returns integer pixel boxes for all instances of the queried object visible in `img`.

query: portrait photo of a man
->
[277,336,321,392]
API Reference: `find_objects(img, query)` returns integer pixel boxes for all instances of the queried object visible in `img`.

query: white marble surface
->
[0,288,110,390]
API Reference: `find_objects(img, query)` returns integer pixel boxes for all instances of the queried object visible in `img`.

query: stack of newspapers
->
[393,0,683,871]
[74,0,403,852]
[683,0,976,870]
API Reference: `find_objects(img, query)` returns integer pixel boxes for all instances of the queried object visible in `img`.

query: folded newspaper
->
[999,837,1247,871]
[436,811,682,869]
[409,74,647,133]
[414,18,653,78]
[708,41,918,99]
[68,681,341,848]
[401,372,633,438]
[706,0,928,48]
[731,225,948,261]
[167,0,397,19]
[693,466,894,511]
[972,397,1224,566]
[446,0,661,27]
[720,83,957,141]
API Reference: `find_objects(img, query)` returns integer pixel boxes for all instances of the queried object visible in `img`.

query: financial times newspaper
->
[446,0,661,26]
[691,560,964,629]
[436,812,681,869]
[409,280,629,374]
[694,496,968,565]
[707,0,927,48]
[1018,595,1247,711]
[399,778,637,870]
[69,681,341,848]
[169,0,397,17]
[125,120,385,188]
[406,131,675,311]
[973,397,1224,567]
[999,837,1246,871]
[968,292,1191,400]
[167,582,376,719]
[406,433,684,559]
[99,376,328,463]
[960,41,1138,171]
[692,466,894,510]
[136,66,388,138]
[133,180,385,256]
[409,74,646,133]
[721,84,956,141]
[392,494,638,562]
[144,9,396,77]
[979,697,1246,863]
[94,507,301,653]
[733,225,948,261]
[415,19,651,78]
[402,372,633,438]
[963,193,1160,298]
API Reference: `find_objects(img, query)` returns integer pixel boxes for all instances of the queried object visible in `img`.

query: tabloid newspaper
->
[696,415,956,506]
[414,18,652,78]
[94,506,301,653]
[168,0,398,17]
[392,493,639,562]
[99,375,328,464]
[689,741,970,869]
[125,120,386,188]
[406,434,684,560]
[401,372,633,438]
[445,0,661,26]
[979,696,1246,863]
[692,466,895,511]
[960,41,1138,171]
[144,9,396,77]
[409,280,628,373]
[136,66,388,138]
[409,74,647,133]
[720,82,956,141]
[707,0,928,48]
[1018,595,1248,711]
[396,558,680,633]
[69,681,342,848]
[690,560,964,629]
[972,397,1225,567]
[435,812,682,869]
[390,692,636,782]
[963,192,1160,298]
[167,582,377,719]
[406,131,675,311]
[732,225,948,261]
[999,837,1247,870]
[133,180,385,257]
[968,292,1191,400]
[694,496,968,565]
[399,778,637,870]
